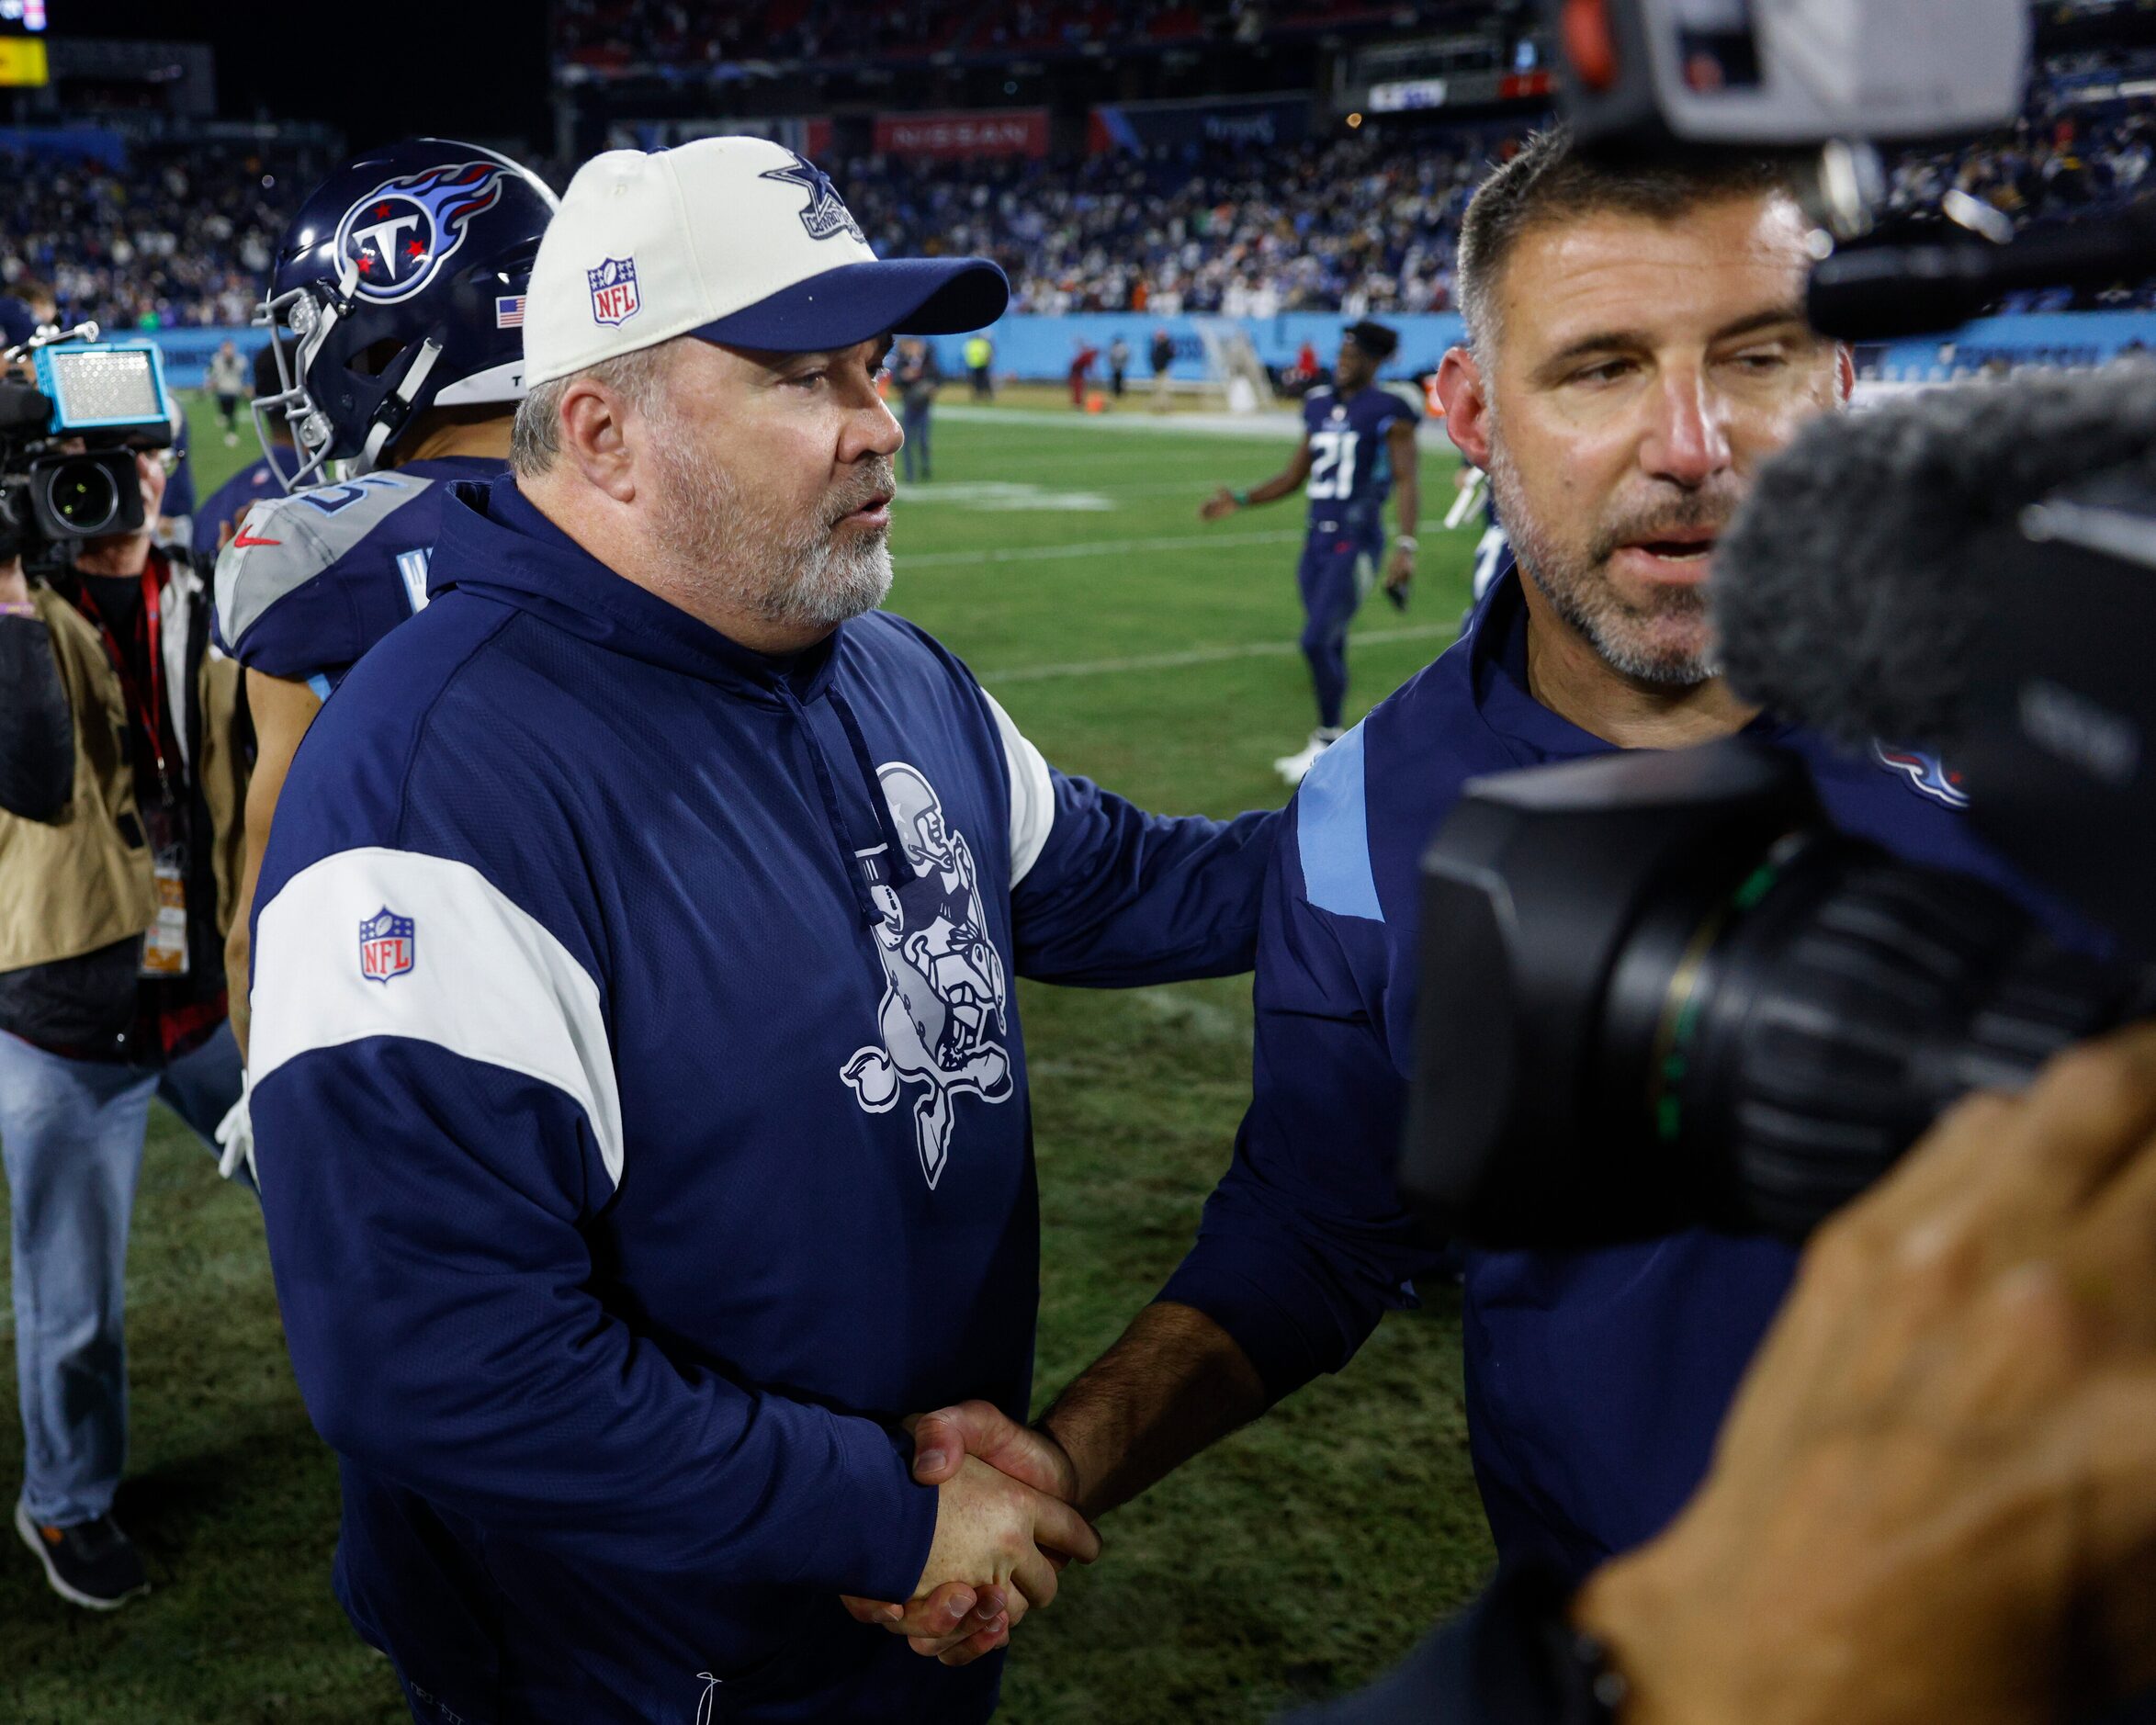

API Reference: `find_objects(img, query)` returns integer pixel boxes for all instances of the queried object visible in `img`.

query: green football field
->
[0,392,1496,1723]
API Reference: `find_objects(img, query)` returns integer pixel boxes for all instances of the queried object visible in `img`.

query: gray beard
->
[1485,433,1721,689]
[647,425,895,633]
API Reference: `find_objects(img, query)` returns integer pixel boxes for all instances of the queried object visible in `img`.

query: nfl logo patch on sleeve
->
[359,907,417,983]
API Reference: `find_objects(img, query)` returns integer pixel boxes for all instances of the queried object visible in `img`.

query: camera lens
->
[1405,739,2155,1246]
[44,457,120,535]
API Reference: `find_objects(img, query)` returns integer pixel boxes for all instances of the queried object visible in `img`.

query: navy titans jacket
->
[245,476,1274,1723]
[1158,567,2049,1585]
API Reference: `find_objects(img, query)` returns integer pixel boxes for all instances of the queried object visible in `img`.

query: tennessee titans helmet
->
[254,139,558,490]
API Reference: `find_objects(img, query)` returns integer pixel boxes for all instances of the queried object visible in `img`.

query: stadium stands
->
[552,0,1473,77]
[841,130,1509,317]
[12,39,2156,335]
[0,136,337,334]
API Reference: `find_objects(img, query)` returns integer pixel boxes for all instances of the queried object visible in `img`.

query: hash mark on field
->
[982,622,1456,683]
[900,480,1116,512]
[900,528,1302,569]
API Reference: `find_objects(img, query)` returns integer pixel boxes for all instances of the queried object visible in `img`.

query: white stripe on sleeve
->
[981,690,1055,885]
[250,846,625,1186]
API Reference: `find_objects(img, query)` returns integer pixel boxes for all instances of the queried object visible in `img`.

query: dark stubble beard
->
[1485,424,1731,688]
[646,420,896,632]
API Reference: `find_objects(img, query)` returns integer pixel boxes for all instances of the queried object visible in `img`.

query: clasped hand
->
[841,1405,1089,1667]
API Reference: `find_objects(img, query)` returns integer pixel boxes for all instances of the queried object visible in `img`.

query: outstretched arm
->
[1201,436,1314,519]
[921,1302,1267,1521]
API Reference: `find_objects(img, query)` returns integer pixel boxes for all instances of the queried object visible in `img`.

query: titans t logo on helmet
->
[334,163,510,304]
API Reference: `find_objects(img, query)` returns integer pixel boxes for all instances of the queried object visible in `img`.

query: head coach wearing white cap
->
[240,139,1277,1724]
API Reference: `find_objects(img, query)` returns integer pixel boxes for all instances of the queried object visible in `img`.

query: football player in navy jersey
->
[1201,320,1422,784]
[210,140,557,1086]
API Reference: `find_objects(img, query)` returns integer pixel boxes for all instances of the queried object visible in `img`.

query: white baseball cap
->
[522,137,1007,387]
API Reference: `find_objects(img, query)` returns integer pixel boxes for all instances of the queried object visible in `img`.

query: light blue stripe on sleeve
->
[1294,722,1383,922]
[306,672,332,702]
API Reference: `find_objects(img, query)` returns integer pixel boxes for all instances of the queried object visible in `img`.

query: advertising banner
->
[874,108,1048,159]
[1088,93,1312,155]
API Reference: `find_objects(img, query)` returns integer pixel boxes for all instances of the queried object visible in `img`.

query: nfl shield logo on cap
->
[359,907,416,984]
[587,256,640,326]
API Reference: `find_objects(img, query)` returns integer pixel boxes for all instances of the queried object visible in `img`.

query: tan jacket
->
[0,561,248,974]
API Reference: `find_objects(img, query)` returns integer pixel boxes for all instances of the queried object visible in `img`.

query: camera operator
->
[1290,1022,2156,1723]
[0,445,249,1609]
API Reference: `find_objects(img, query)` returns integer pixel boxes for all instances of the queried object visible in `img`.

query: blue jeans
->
[0,1022,242,1526]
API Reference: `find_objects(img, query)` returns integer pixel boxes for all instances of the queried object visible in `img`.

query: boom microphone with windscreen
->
[1713,370,2156,952]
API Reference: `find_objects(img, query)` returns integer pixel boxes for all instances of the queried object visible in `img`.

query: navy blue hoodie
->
[246,475,1274,1722]
[1158,566,2050,1584]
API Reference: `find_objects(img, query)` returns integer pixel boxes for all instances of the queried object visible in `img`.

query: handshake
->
[842,1407,1095,1666]
[844,1023,2156,1722]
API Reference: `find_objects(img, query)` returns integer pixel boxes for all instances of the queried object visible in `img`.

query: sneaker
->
[15,1502,150,1609]
[1273,727,1345,786]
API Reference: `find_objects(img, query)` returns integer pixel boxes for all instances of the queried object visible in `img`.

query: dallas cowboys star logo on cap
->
[758,150,866,244]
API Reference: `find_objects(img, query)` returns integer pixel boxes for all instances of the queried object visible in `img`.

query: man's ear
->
[557,379,638,503]
[1835,342,1856,405]
[1435,344,1493,470]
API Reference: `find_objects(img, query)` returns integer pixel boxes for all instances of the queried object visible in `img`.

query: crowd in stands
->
[836,131,1495,317]
[553,0,1417,74]
[10,43,2156,334]
[834,83,2156,319]
[0,139,335,334]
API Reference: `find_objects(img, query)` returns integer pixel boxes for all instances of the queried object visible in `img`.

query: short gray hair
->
[1454,126,1797,355]
[510,341,679,477]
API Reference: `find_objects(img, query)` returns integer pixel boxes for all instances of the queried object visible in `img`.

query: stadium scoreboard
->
[0,0,46,87]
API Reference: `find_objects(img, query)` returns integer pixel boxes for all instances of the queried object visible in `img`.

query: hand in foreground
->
[1198,486,1240,521]
[1575,1024,2156,1725]
[841,1447,1098,1667]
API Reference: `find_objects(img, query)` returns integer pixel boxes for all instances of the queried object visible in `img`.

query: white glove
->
[214,1072,256,1187]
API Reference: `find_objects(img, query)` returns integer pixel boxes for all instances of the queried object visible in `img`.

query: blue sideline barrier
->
[130,309,2156,392]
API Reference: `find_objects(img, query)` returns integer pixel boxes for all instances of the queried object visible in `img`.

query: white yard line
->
[981,621,1456,683]
[939,404,1310,440]
[900,527,1304,569]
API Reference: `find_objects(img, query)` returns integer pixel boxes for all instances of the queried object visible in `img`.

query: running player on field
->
[211,140,556,1094]
[1201,320,1421,784]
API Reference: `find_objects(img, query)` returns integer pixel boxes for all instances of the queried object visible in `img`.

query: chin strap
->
[355,336,445,475]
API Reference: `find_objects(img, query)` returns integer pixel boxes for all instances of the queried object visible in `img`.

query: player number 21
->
[1307,430,1360,501]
